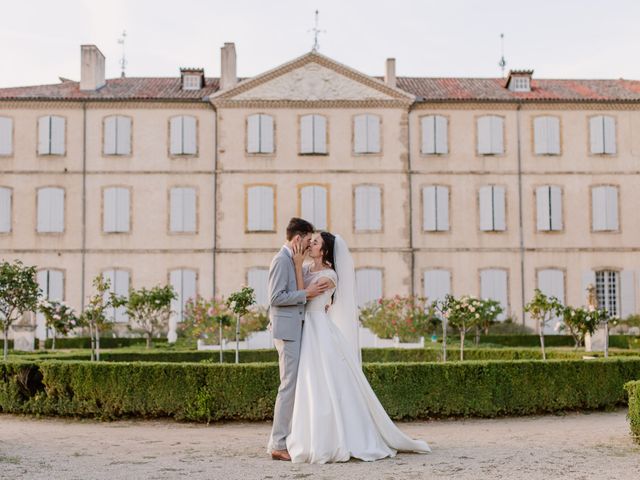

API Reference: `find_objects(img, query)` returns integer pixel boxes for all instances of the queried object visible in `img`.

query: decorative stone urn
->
[11,311,36,352]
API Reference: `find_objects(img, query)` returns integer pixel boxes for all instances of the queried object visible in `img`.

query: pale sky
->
[1,0,639,88]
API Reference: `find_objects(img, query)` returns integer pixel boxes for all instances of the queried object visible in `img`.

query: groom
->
[268,217,331,461]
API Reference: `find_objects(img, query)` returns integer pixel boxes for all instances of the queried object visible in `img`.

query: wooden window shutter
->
[424,269,451,303]
[354,115,368,153]
[0,117,13,155]
[50,116,65,155]
[38,116,51,154]
[0,187,11,233]
[590,116,605,154]
[423,186,437,231]
[300,115,314,154]
[170,117,183,154]
[421,116,435,154]
[260,115,274,153]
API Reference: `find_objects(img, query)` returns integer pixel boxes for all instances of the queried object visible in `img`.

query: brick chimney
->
[220,43,237,90]
[385,58,396,88]
[80,45,106,91]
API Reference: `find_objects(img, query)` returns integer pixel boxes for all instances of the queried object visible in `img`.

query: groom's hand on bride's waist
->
[305,279,331,299]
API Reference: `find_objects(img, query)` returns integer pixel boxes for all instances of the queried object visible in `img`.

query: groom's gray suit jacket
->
[268,247,307,341]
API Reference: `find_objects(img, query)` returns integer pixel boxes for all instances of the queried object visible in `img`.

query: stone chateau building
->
[1,43,640,340]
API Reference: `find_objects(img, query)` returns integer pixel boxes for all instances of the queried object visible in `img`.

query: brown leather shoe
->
[271,449,291,461]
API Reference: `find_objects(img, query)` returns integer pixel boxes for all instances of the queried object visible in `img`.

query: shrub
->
[2,358,640,421]
[625,380,640,442]
[359,296,440,342]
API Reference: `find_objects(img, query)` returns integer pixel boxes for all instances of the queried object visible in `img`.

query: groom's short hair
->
[286,217,314,240]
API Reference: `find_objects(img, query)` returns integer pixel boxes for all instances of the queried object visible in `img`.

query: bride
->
[286,231,430,464]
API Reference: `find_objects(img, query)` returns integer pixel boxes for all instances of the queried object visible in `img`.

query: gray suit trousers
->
[268,336,302,451]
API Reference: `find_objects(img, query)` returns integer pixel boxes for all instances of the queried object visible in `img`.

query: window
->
[354,114,381,154]
[38,115,65,155]
[36,269,64,339]
[596,270,619,317]
[37,187,64,233]
[169,116,197,155]
[0,117,12,156]
[300,185,327,230]
[480,268,508,320]
[509,77,530,92]
[247,185,275,232]
[537,269,564,333]
[103,187,130,233]
[300,114,327,154]
[354,185,382,232]
[0,187,11,233]
[533,116,560,155]
[182,75,202,90]
[477,115,504,155]
[536,186,562,231]
[103,269,129,322]
[424,269,451,303]
[423,186,449,232]
[104,115,132,155]
[247,114,274,154]
[170,187,196,233]
[248,268,269,307]
[421,115,448,154]
[356,268,383,308]
[591,186,618,231]
[589,115,616,155]
[170,269,197,322]
[479,185,506,231]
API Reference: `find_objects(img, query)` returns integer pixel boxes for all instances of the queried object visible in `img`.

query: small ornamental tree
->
[227,286,256,364]
[0,260,39,360]
[556,304,608,349]
[124,285,176,348]
[473,298,503,344]
[524,288,563,360]
[439,295,487,361]
[38,299,79,350]
[79,275,119,361]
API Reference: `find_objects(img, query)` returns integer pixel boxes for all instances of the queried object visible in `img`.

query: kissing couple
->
[267,217,430,464]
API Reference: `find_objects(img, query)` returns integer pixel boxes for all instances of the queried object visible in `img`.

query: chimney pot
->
[80,45,106,91]
[220,43,237,90]
[385,58,396,88]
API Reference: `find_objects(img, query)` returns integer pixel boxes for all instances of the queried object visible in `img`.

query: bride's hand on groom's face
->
[291,236,306,267]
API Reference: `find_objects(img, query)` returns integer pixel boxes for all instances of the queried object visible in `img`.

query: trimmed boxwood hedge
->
[14,347,640,364]
[1,358,640,422]
[625,380,640,442]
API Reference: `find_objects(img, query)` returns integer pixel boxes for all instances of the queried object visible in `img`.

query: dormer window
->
[506,70,533,92]
[180,68,204,91]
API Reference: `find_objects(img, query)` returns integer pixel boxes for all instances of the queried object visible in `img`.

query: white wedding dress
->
[286,264,431,464]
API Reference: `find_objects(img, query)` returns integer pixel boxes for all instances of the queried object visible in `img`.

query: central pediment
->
[211,51,414,104]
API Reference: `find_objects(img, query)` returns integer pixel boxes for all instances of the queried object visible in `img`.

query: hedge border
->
[625,380,640,442]
[1,358,639,422]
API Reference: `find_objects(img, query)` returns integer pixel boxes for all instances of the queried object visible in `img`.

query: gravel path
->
[1,410,638,480]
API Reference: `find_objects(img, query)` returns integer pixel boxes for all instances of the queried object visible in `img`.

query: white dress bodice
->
[303,265,337,312]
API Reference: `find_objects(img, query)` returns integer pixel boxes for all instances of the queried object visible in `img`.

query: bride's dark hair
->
[319,232,336,272]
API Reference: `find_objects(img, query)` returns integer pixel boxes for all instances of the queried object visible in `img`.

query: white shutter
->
[260,115,274,153]
[170,117,183,154]
[248,268,269,307]
[114,270,129,323]
[182,116,197,155]
[259,186,274,231]
[36,270,48,297]
[480,269,508,320]
[355,186,367,231]
[170,270,183,321]
[50,116,65,155]
[104,116,117,155]
[0,117,13,155]
[620,270,636,319]
[435,115,448,154]
[368,186,382,230]
[300,186,327,230]
[0,187,11,233]
[182,270,196,311]
[436,186,449,231]
[182,188,196,232]
[590,116,604,154]
[37,189,49,232]
[367,115,381,153]
[423,186,437,231]
[38,116,51,154]
[300,115,314,154]
[115,188,130,232]
[102,270,116,321]
[479,186,493,231]
[356,268,383,308]
[421,116,435,154]
[603,116,616,155]
[490,116,504,154]
[547,117,561,154]
[355,185,381,231]
[48,270,64,301]
[354,115,368,153]
[536,186,550,231]
[424,269,451,303]
[247,186,273,231]
[247,115,260,153]
[116,116,132,155]
[537,269,564,333]
[50,188,64,232]
[313,115,327,154]
[550,186,562,231]
[171,269,196,322]
[492,186,506,231]
[591,186,607,231]
[103,188,117,232]
[477,116,492,154]
[581,270,596,307]
[170,188,184,232]
[534,117,548,155]
[605,186,619,230]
